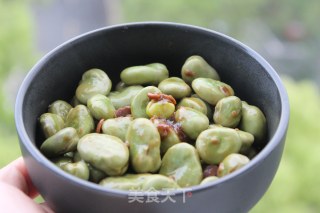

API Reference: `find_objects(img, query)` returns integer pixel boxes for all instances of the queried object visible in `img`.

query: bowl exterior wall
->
[19,134,285,213]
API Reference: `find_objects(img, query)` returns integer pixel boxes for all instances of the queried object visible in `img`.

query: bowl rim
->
[15,21,290,197]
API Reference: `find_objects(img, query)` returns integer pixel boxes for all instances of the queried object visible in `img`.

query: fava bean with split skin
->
[38,56,269,189]
[146,99,175,119]
[151,118,181,155]
[76,68,112,104]
[131,86,161,118]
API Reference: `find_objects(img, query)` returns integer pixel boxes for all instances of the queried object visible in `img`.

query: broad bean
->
[39,113,64,138]
[48,100,72,121]
[160,143,203,187]
[177,97,207,116]
[108,85,143,109]
[131,86,161,118]
[158,77,191,99]
[126,118,161,173]
[213,96,242,128]
[239,101,267,143]
[217,153,250,177]
[100,174,179,191]
[40,127,79,157]
[76,68,112,104]
[196,128,242,164]
[192,78,234,105]
[77,133,129,176]
[38,56,268,189]
[181,55,220,84]
[101,117,133,142]
[61,160,90,180]
[174,107,209,140]
[120,63,169,85]
[87,94,115,120]
[65,105,94,137]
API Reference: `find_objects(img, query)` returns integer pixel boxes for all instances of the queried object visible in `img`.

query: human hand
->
[0,157,53,213]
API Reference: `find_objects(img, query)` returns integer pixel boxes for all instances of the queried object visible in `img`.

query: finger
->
[40,202,55,213]
[0,157,38,198]
[0,182,54,213]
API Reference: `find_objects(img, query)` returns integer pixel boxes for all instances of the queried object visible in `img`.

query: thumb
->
[0,157,54,213]
[0,157,38,198]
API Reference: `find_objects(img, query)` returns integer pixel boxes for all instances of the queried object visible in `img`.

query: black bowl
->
[15,22,289,213]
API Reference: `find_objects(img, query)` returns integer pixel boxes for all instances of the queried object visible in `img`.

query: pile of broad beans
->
[39,55,266,191]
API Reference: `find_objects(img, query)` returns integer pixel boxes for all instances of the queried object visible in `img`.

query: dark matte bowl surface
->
[15,22,289,213]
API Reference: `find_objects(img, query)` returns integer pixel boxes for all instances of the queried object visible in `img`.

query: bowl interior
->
[22,23,282,152]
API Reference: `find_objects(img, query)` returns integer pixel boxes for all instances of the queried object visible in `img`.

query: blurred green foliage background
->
[0,0,319,212]
[0,1,36,166]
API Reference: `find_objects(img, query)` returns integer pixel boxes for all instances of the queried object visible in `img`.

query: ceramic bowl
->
[15,22,289,213]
